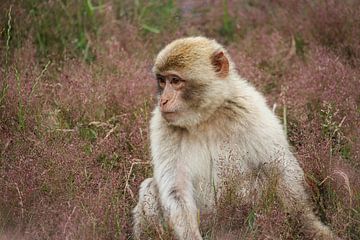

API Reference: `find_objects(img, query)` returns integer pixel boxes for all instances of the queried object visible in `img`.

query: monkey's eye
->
[157,75,166,88]
[170,76,182,87]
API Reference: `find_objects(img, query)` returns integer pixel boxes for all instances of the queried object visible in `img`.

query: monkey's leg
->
[132,178,163,239]
[275,160,336,240]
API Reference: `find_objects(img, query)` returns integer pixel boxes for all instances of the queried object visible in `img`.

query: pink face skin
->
[156,73,186,122]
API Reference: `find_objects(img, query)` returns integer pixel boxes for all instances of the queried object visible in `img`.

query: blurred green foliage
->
[219,0,236,42]
[117,0,180,35]
[1,0,180,62]
[294,34,307,59]
[21,0,103,62]
[14,68,25,131]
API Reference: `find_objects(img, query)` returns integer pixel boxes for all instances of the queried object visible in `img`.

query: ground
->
[0,1,359,239]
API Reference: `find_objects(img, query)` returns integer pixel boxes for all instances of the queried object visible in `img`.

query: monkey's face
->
[155,72,187,123]
[153,37,231,127]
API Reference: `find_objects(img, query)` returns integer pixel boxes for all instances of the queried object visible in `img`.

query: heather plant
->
[0,0,359,239]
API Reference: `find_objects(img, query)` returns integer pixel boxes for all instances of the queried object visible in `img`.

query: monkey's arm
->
[154,159,202,240]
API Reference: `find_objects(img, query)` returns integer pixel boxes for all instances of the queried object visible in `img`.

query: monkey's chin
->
[161,112,179,123]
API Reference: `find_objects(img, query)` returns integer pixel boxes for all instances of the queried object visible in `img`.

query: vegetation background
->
[0,0,359,239]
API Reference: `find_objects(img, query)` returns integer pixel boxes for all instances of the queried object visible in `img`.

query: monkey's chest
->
[191,142,254,211]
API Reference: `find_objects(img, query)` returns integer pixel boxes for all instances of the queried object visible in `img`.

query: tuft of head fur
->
[152,37,238,128]
[154,36,234,78]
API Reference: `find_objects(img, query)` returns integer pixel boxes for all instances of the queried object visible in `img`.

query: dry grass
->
[0,1,359,239]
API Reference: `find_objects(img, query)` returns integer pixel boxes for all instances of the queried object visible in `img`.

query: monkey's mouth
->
[161,111,178,121]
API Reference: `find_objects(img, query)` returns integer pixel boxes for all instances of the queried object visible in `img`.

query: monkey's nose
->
[160,99,169,107]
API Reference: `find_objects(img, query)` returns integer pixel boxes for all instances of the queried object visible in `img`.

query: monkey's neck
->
[182,97,248,137]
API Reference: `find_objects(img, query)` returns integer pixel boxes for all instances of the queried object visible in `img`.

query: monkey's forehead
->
[154,37,223,73]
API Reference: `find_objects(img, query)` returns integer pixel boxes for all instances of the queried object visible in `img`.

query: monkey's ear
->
[211,51,229,78]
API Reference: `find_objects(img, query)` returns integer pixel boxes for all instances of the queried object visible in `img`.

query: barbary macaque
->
[132,36,336,239]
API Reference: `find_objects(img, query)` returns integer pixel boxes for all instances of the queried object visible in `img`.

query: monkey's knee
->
[133,178,162,239]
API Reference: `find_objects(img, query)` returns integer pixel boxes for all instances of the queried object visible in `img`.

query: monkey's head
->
[153,36,234,127]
